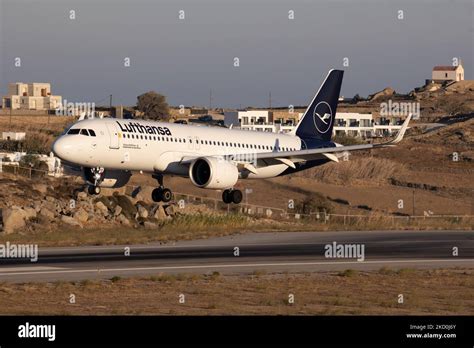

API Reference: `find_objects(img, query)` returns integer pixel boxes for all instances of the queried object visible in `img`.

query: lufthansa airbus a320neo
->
[52,70,411,204]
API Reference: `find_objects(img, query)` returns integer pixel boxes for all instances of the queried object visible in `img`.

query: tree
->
[136,91,170,121]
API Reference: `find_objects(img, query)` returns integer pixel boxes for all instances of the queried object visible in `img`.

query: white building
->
[224,110,271,127]
[431,64,464,83]
[2,132,26,141]
[2,82,62,110]
[224,110,403,138]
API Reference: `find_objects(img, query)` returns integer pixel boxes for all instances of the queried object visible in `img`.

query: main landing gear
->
[222,189,242,204]
[151,174,173,203]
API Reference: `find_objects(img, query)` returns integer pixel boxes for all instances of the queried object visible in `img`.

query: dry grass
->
[295,157,406,185]
[0,211,471,247]
[0,268,472,315]
[0,213,289,247]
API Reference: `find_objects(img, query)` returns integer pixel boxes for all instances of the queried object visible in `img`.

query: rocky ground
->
[0,174,217,235]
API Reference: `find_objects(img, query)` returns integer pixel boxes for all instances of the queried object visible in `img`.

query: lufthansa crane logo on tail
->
[312,101,333,134]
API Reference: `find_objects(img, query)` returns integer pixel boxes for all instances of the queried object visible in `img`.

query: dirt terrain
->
[0,268,471,315]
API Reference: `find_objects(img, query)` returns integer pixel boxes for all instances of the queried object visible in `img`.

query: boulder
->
[2,208,27,233]
[41,201,57,214]
[95,201,109,215]
[39,208,56,221]
[116,195,136,219]
[136,204,149,219]
[152,205,168,220]
[77,191,88,201]
[22,207,37,220]
[164,204,176,216]
[60,215,83,228]
[113,205,123,216]
[73,208,89,223]
[368,87,395,101]
[116,214,131,226]
[45,196,56,203]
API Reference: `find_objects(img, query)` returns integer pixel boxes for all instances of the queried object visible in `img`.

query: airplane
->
[52,69,411,204]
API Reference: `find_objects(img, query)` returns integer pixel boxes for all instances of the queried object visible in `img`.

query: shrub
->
[295,193,333,215]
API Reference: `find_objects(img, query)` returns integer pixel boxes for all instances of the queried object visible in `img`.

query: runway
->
[0,230,472,282]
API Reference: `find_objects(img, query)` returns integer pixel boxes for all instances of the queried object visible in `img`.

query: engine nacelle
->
[189,157,238,189]
[83,167,132,188]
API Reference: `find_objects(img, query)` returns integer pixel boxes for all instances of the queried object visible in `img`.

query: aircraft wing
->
[227,114,411,169]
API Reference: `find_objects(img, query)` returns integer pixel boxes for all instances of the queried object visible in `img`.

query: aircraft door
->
[105,121,120,149]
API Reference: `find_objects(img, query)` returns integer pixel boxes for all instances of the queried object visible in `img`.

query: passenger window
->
[89,129,96,136]
[80,129,89,136]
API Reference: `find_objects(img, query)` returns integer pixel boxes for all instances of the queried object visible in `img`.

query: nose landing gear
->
[88,185,101,195]
[86,167,105,195]
[222,189,242,204]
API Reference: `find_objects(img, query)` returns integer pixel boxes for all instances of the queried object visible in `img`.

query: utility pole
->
[9,104,12,130]
[412,189,415,216]
[209,89,212,111]
[109,94,113,118]
[269,91,272,110]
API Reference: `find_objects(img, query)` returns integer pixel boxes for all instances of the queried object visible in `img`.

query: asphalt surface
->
[0,230,472,282]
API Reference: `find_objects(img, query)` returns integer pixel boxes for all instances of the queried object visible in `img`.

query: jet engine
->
[83,167,132,188]
[189,157,238,189]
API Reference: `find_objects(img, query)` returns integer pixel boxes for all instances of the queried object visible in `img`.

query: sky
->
[1,0,473,108]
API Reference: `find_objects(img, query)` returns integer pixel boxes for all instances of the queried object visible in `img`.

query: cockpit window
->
[67,129,80,135]
[89,129,96,137]
[80,129,89,136]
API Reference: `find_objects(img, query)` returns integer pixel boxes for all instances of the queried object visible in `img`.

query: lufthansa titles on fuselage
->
[116,121,172,136]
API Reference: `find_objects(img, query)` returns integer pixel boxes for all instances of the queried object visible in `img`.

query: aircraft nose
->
[52,136,74,161]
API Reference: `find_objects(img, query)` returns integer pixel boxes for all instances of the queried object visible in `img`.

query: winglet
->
[386,114,412,145]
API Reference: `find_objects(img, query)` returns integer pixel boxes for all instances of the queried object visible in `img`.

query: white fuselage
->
[53,118,303,179]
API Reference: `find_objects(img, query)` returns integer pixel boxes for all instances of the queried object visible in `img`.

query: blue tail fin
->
[294,69,344,141]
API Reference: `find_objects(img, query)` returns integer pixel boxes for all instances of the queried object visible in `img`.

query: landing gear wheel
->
[222,190,232,204]
[88,186,101,195]
[231,189,243,204]
[152,188,162,202]
[161,188,173,203]
[152,187,173,202]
